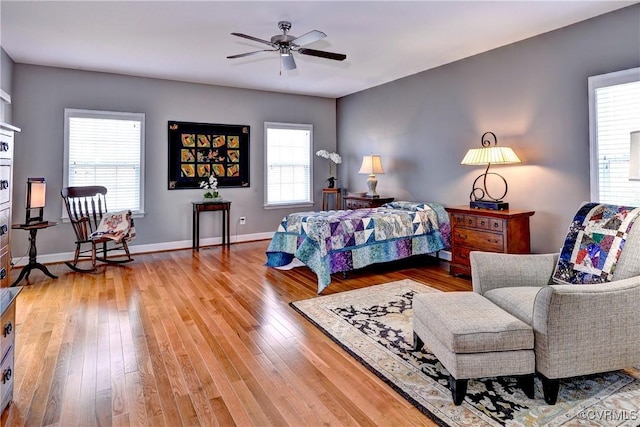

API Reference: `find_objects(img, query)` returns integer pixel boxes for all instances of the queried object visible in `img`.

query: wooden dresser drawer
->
[345,198,369,209]
[446,205,535,276]
[0,303,15,359]
[0,165,10,205]
[0,252,9,289]
[343,196,394,209]
[0,346,14,413]
[0,131,12,160]
[0,208,8,250]
[453,228,504,252]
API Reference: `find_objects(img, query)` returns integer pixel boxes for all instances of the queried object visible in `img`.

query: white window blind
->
[64,109,145,214]
[265,122,313,206]
[589,68,640,206]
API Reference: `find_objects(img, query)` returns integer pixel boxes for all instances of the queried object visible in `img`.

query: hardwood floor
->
[2,240,471,427]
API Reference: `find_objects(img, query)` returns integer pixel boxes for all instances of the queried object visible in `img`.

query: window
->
[64,109,145,215]
[264,122,313,207]
[589,68,640,206]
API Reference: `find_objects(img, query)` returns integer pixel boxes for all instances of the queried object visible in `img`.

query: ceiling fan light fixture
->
[280,46,291,57]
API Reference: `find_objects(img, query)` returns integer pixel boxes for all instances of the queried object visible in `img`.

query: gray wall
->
[337,4,640,254]
[11,65,336,256]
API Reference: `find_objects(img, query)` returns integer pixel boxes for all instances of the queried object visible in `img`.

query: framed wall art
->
[168,121,250,189]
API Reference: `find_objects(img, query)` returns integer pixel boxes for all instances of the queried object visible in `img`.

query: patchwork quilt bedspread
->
[265,201,450,293]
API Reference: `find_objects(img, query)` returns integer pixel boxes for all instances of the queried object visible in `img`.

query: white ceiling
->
[1,1,637,98]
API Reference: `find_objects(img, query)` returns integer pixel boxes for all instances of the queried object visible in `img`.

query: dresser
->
[445,205,535,276]
[0,122,20,417]
[344,195,394,209]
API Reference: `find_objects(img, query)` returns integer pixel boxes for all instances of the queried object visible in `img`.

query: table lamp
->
[358,154,384,197]
[24,177,46,225]
[461,132,521,210]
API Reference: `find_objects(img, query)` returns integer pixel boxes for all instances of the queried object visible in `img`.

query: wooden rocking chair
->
[61,185,134,272]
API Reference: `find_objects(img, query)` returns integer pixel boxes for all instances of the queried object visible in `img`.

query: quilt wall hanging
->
[168,121,250,189]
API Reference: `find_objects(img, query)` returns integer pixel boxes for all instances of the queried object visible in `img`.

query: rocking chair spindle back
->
[61,185,133,272]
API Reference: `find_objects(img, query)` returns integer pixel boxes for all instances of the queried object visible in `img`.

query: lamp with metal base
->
[461,132,521,211]
[358,154,384,198]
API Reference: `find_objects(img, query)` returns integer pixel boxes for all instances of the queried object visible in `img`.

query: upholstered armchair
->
[470,206,640,405]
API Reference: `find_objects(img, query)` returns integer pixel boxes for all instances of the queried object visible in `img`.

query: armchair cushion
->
[484,287,541,325]
[552,203,640,285]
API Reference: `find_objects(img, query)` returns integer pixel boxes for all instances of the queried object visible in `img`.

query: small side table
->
[322,188,342,210]
[192,200,231,251]
[11,221,58,286]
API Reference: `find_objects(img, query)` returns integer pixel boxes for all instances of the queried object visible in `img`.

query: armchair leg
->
[412,332,424,351]
[517,374,535,399]
[539,374,560,405]
[449,376,468,405]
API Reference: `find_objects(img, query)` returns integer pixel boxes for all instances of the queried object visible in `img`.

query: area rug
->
[290,279,640,426]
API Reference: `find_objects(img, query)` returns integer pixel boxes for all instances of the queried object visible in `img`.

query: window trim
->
[63,108,146,219]
[264,121,314,208]
[588,67,640,203]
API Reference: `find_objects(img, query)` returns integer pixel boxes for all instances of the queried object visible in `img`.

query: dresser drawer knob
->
[3,322,12,337]
[0,180,8,190]
[0,142,8,152]
[0,224,7,235]
[456,233,467,240]
[2,368,11,384]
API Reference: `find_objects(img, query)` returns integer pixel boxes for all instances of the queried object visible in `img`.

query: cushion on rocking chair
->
[89,210,136,244]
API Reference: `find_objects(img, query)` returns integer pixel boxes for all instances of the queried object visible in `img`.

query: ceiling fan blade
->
[291,30,326,47]
[282,53,296,71]
[227,50,274,59]
[230,32,275,48]
[298,48,346,61]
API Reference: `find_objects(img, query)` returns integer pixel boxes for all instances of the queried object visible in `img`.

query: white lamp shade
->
[461,146,521,165]
[358,155,385,174]
[630,131,640,181]
[26,179,46,208]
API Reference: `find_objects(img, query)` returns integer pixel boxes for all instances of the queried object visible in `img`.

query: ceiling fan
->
[227,21,347,71]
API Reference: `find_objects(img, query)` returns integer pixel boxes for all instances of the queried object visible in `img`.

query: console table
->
[11,221,58,286]
[192,200,231,251]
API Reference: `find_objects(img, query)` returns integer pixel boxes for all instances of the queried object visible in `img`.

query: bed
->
[265,201,451,293]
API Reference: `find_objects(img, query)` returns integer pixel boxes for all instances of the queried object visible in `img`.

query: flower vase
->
[203,191,220,201]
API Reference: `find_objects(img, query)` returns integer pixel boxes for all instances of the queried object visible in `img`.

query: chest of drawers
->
[344,195,394,209]
[445,205,535,276]
[0,122,19,417]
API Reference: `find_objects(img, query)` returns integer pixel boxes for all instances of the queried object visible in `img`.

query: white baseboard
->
[438,250,452,262]
[11,231,276,267]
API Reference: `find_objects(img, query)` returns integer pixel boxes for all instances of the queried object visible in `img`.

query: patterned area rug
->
[290,280,640,426]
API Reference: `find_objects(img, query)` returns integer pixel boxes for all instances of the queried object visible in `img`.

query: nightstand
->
[344,195,394,209]
[445,205,535,276]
